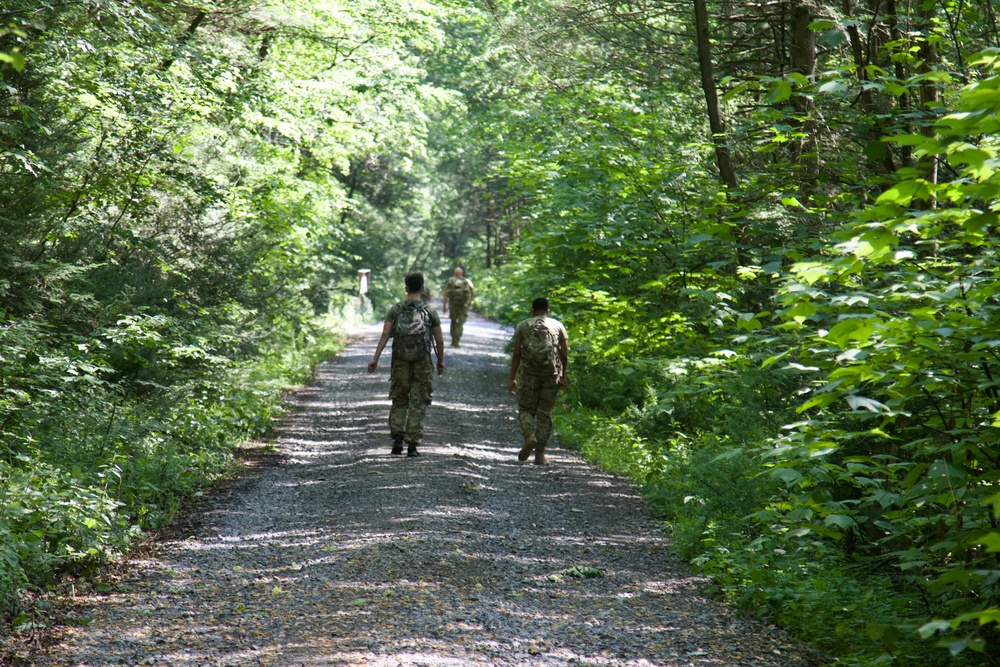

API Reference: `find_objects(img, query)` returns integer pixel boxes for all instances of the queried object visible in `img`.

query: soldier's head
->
[532,297,549,315]
[453,267,464,278]
[405,272,425,295]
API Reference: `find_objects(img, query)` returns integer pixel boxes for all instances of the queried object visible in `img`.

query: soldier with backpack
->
[368,272,445,457]
[442,267,475,347]
[508,297,568,466]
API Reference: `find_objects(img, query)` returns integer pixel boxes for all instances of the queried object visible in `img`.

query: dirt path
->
[32,315,816,666]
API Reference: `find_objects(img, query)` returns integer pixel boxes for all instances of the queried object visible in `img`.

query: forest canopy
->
[4,0,1000,664]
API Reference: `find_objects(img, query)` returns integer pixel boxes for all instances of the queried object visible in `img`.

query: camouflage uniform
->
[385,300,442,445]
[443,276,474,346]
[513,316,568,448]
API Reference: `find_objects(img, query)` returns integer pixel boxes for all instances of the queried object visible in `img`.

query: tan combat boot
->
[518,434,537,461]
[533,443,548,466]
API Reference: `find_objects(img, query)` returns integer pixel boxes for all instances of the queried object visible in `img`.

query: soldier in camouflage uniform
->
[508,297,568,466]
[442,267,475,347]
[368,273,445,457]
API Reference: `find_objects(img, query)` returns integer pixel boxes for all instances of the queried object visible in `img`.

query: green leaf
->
[901,463,929,489]
[0,51,25,71]
[889,133,933,147]
[710,448,743,463]
[772,467,805,485]
[845,395,887,413]
[978,533,1000,553]
[961,211,997,234]
[817,79,847,94]
[866,621,886,640]
[761,349,791,369]
[942,637,985,656]
[784,300,817,324]
[919,620,954,638]
[875,179,932,206]
[764,80,792,104]
[824,514,856,529]
[864,140,888,161]
[789,72,809,87]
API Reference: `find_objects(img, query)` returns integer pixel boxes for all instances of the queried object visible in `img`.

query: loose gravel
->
[30,315,819,667]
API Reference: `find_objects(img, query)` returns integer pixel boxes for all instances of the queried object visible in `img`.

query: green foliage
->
[0,461,128,581]
[8,0,1000,665]
[0,0,458,620]
[556,409,647,480]
[0,311,343,613]
[761,61,1000,660]
[465,1,1000,664]
[693,537,965,666]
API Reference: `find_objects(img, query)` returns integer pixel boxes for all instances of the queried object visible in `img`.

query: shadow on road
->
[33,314,814,667]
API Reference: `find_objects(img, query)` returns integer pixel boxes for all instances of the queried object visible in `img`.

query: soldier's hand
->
[559,375,568,390]
[437,360,445,375]
[508,380,517,395]
[368,359,378,373]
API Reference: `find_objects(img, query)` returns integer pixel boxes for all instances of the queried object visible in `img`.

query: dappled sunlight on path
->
[35,314,813,667]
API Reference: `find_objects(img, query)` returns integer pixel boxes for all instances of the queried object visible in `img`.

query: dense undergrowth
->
[0,311,349,627]
[467,1,1000,661]
[553,369,965,667]
[1,0,471,636]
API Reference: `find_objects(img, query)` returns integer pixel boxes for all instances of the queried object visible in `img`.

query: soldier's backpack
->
[393,300,433,362]
[522,317,559,375]
[447,278,472,304]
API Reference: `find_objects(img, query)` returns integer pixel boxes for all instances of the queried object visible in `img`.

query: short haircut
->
[405,272,425,294]
[532,297,549,312]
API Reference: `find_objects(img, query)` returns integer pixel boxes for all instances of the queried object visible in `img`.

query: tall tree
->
[694,0,739,188]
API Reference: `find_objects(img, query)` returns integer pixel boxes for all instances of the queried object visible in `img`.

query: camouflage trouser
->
[448,303,468,345]
[516,372,560,445]
[389,358,434,444]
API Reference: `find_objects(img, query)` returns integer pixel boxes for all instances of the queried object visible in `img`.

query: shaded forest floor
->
[20,315,818,666]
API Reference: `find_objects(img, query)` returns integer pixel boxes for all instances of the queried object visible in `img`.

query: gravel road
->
[31,314,817,667]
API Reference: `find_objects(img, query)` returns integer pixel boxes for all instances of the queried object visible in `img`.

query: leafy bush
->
[470,268,526,325]
[555,409,648,480]
[0,461,128,582]
[0,522,26,617]
[0,313,344,615]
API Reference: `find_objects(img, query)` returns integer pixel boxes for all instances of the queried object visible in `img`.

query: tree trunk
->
[485,216,493,269]
[693,0,738,189]
[161,11,207,71]
[843,0,872,107]
[885,0,913,168]
[917,3,939,192]
[789,0,818,181]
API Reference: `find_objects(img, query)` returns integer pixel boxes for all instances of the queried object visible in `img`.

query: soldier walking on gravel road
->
[508,297,568,466]
[368,272,445,458]
[442,267,474,347]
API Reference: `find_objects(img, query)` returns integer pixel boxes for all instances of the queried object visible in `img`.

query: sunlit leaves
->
[0,0,460,618]
[763,59,1000,659]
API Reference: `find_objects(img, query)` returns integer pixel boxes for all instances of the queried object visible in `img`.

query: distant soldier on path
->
[368,273,445,457]
[442,267,475,347]
[508,297,568,466]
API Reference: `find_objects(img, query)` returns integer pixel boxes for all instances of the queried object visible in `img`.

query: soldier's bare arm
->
[368,319,394,373]
[509,332,522,394]
[432,325,445,374]
[558,337,569,389]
